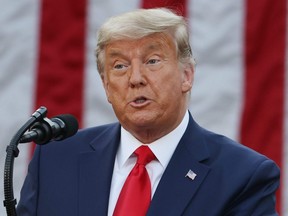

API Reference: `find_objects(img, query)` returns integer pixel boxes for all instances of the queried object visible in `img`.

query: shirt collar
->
[117,111,189,169]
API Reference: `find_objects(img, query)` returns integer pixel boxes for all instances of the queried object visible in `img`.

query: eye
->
[147,58,160,65]
[114,64,127,70]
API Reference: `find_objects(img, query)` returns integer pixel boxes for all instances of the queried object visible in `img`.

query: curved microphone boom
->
[3,107,78,216]
[20,114,79,145]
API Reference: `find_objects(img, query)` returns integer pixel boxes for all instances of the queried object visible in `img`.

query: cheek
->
[105,77,128,104]
[101,78,111,102]
[159,69,183,89]
[151,74,183,103]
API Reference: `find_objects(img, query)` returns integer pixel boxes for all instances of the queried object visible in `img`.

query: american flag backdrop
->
[0,0,287,215]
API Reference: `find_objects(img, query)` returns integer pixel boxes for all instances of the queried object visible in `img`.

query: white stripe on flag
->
[188,0,244,141]
[0,0,40,215]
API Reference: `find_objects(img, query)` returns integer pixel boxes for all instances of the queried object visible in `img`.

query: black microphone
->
[20,114,79,145]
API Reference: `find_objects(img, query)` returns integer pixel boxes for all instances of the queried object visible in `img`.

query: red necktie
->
[113,145,156,216]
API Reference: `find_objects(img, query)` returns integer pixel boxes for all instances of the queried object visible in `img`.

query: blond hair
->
[95,8,195,75]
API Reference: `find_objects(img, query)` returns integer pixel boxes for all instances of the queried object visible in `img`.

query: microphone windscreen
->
[54,114,79,139]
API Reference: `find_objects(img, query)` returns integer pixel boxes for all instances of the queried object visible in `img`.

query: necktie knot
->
[134,145,156,165]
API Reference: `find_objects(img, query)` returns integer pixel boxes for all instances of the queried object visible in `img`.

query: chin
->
[126,113,159,128]
[130,118,154,127]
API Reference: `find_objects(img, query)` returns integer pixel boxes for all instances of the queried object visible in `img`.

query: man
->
[17,8,280,216]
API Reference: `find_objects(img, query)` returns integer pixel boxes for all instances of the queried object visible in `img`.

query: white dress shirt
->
[107,111,189,216]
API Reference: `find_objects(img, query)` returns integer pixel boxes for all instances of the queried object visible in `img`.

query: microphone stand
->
[3,106,48,216]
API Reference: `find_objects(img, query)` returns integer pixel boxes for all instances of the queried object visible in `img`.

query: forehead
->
[105,33,176,56]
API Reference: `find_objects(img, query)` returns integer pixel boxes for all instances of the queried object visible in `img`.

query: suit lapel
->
[78,124,121,216]
[77,114,210,215]
[147,114,211,216]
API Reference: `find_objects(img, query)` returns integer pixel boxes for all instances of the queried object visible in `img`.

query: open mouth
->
[134,96,147,104]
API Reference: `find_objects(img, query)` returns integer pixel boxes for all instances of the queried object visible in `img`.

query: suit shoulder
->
[76,122,120,140]
[202,128,277,169]
[39,122,120,152]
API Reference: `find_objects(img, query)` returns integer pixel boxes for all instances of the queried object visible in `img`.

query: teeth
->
[135,98,146,103]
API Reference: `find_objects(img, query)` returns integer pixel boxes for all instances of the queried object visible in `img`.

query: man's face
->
[102,33,193,140]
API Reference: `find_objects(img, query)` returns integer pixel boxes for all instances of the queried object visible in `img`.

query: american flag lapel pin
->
[185,169,197,180]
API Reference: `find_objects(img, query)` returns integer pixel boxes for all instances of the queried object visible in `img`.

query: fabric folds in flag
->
[0,0,287,215]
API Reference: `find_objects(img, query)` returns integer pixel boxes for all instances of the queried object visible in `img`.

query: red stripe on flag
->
[31,0,86,155]
[141,0,187,17]
[35,0,87,124]
[241,0,286,213]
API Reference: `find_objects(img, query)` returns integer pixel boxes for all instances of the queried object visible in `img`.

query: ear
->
[181,63,194,93]
[101,73,112,104]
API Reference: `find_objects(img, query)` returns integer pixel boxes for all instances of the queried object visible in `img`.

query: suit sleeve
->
[16,146,41,216]
[225,158,280,216]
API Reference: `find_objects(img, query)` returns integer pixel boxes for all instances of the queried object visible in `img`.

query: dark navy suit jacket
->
[17,113,280,215]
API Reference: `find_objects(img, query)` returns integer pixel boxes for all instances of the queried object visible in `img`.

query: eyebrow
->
[145,43,164,52]
[107,49,124,58]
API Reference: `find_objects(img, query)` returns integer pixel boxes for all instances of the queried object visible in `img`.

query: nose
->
[128,60,147,88]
